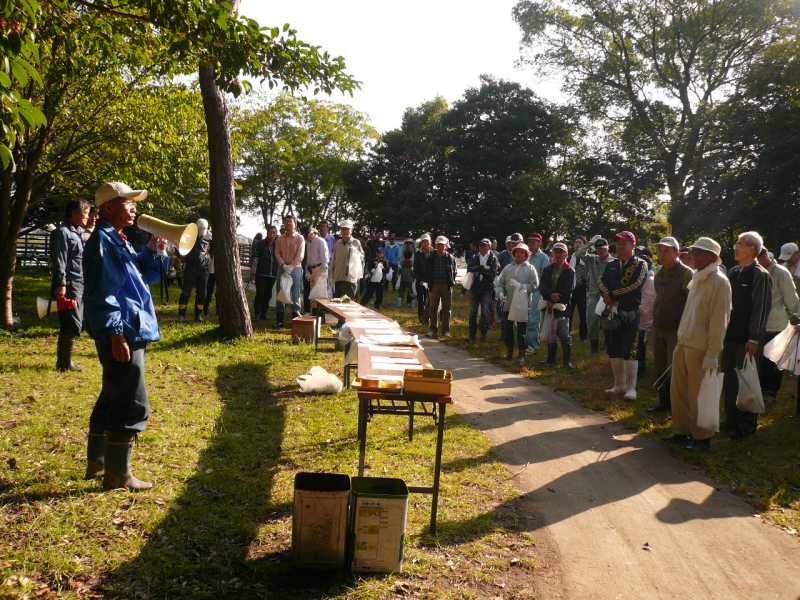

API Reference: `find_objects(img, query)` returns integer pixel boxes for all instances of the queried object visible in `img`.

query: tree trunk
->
[199,64,252,338]
[666,177,689,241]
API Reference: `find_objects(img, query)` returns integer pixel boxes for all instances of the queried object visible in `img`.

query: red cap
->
[528,232,543,241]
[615,231,636,245]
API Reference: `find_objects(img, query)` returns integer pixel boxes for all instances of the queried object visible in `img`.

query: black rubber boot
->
[57,336,81,372]
[178,306,187,321]
[84,432,106,480]
[590,339,600,355]
[103,432,153,491]
[563,345,573,369]
[55,335,67,371]
[194,305,204,322]
[547,343,557,365]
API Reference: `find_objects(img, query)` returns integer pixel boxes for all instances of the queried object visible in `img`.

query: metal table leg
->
[357,396,368,476]
[430,400,446,533]
[408,400,414,441]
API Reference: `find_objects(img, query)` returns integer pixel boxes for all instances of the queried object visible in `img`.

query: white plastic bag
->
[462,271,474,291]
[309,276,329,301]
[763,324,800,374]
[736,354,765,414]
[539,308,557,343]
[697,369,724,431]
[277,271,293,305]
[595,296,606,316]
[296,366,343,395]
[508,284,530,321]
[395,276,402,290]
[348,247,364,281]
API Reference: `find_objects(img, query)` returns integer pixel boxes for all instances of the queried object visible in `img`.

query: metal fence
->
[16,230,50,268]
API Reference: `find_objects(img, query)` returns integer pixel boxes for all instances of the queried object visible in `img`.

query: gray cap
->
[594,237,609,248]
[656,236,680,251]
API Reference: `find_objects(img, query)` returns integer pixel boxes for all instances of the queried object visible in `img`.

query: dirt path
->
[424,341,800,600]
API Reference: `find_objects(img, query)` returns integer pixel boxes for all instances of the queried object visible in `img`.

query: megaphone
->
[136,214,198,256]
[36,296,52,319]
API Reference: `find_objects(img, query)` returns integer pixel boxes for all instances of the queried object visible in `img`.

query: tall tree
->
[513,0,794,238]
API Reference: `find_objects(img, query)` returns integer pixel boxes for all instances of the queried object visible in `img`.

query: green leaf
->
[0,71,10,88]
[0,144,13,170]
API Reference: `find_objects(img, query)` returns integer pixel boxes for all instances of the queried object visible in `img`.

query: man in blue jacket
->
[83,181,167,491]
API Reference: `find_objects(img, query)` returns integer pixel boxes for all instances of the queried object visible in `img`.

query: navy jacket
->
[540,263,575,313]
[467,251,498,294]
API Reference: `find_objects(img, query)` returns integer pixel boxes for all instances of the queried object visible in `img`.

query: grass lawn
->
[381,288,800,536]
[1,270,541,599]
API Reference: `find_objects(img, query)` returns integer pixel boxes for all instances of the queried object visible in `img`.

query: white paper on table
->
[371,363,423,373]
[371,357,421,365]
[365,345,414,354]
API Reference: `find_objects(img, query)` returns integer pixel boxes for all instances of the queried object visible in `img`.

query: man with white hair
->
[331,219,363,298]
[669,237,731,450]
[723,231,772,439]
[178,217,211,322]
[425,235,457,338]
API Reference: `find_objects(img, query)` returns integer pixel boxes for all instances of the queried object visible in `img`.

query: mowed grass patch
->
[381,287,800,535]
[1,270,540,599]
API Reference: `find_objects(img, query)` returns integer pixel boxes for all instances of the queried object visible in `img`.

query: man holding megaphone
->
[82,181,168,491]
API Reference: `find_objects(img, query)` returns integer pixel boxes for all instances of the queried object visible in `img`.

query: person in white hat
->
[177,217,211,322]
[331,219,364,298]
[424,235,457,337]
[669,236,731,450]
[647,236,693,412]
[756,245,799,404]
[495,242,539,363]
[413,234,433,326]
[778,242,800,290]
[83,181,168,490]
[722,231,772,439]
[540,242,575,368]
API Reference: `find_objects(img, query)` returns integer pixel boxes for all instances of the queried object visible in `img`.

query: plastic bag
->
[277,272,293,305]
[462,271,474,291]
[736,354,765,414]
[697,369,723,431]
[508,284,530,321]
[309,276,329,301]
[296,366,343,395]
[395,276,402,290]
[539,309,557,343]
[763,324,800,374]
[595,296,606,316]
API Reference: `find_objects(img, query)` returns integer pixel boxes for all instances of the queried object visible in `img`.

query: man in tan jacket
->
[670,237,732,450]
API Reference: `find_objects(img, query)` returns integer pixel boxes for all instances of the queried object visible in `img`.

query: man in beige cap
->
[83,181,167,490]
[670,237,732,450]
[425,235,457,338]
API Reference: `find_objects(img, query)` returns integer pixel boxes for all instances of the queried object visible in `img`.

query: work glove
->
[702,355,719,371]
[789,313,800,326]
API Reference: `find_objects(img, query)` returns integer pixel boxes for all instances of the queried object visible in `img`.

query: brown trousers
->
[428,283,452,334]
[651,327,678,377]
[670,344,714,440]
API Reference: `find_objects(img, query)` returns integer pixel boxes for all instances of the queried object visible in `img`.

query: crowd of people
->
[48,183,800,490]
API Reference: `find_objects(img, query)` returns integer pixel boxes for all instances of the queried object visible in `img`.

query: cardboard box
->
[292,315,319,343]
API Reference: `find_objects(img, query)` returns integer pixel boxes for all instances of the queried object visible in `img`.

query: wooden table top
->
[315,299,389,322]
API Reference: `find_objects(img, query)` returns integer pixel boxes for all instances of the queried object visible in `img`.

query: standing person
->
[467,238,499,343]
[647,237,693,412]
[637,253,655,376]
[599,231,648,400]
[414,234,432,326]
[253,225,279,322]
[723,231,772,439]
[50,200,90,371]
[305,227,330,309]
[757,247,800,405]
[362,231,384,295]
[319,221,336,258]
[178,218,211,322]
[275,214,305,327]
[83,181,167,490]
[331,220,364,298]
[670,237,732,450]
[778,242,800,290]
[396,244,416,307]
[540,242,575,368]
[383,233,401,290]
[425,236,457,338]
[568,236,588,341]
[498,233,522,270]
[526,232,550,352]
[80,206,98,244]
[574,236,614,354]
[362,248,388,309]
[204,233,215,318]
[495,243,539,363]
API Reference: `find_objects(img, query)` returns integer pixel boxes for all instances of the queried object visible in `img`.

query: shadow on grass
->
[102,360,352,598]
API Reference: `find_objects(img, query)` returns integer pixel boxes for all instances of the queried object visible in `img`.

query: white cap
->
[688,236,722,257]
[779,242,799,261]
[340,219,354,230]
[512,243,531,257]
[552,242,568,252]
[196,218,209,233]
[656,236,680,251]
[435,235,449,246]
[95,181,148,207]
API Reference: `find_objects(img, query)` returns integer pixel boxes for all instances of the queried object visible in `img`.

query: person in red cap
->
[598,230,648,400]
